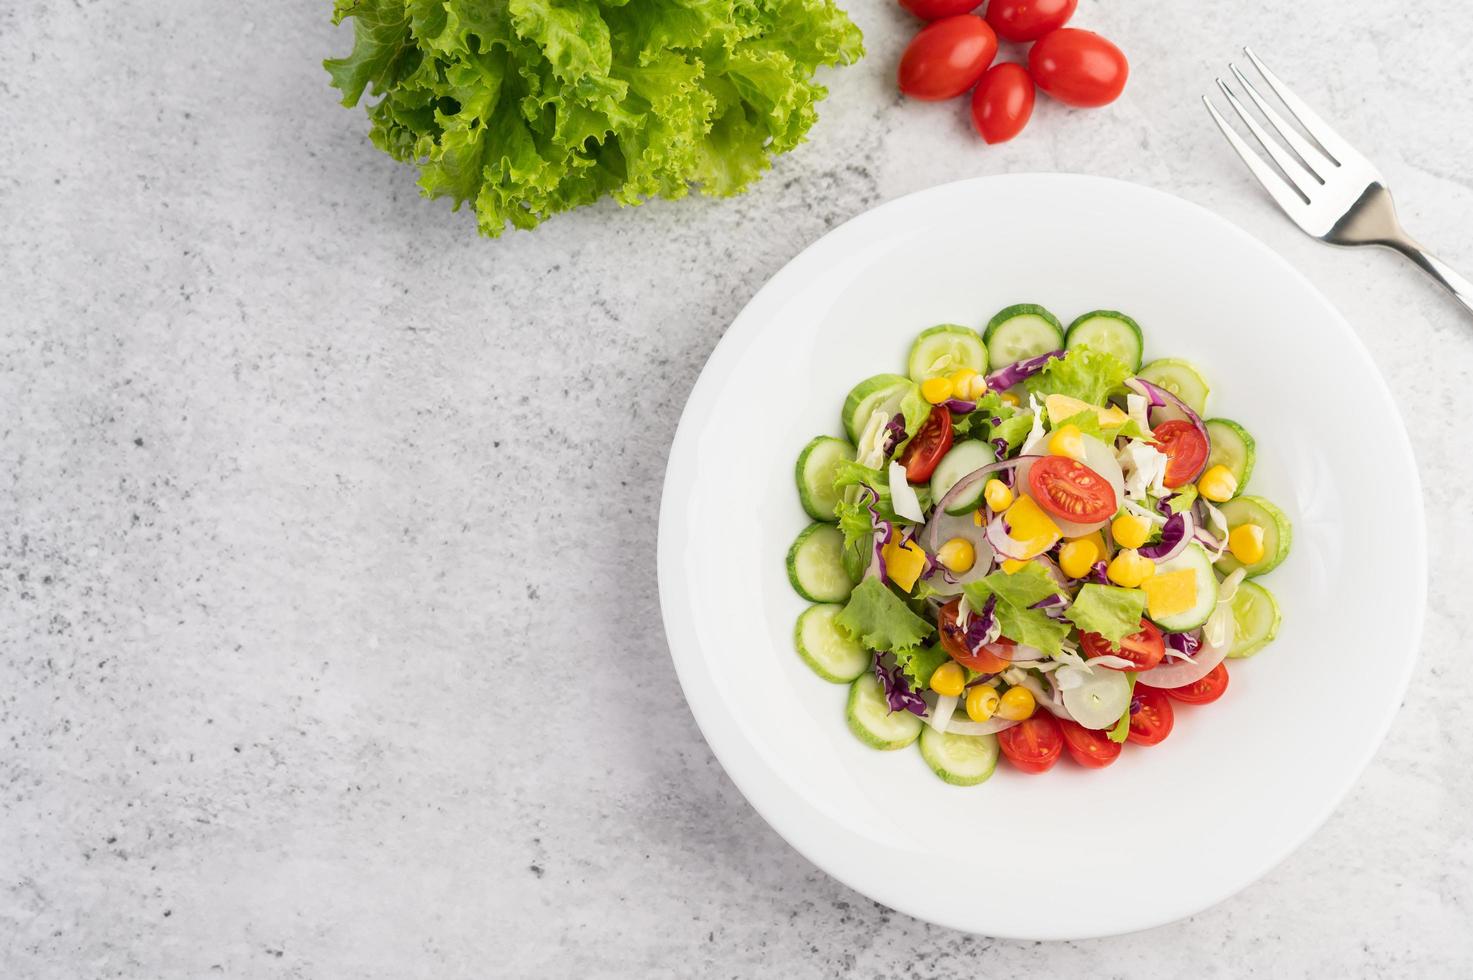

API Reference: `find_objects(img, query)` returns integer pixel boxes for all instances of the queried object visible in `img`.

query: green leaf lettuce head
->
[325,0,864,236]
[836,578,934,655]
[1025,348,1133,406]
[1065,583,1146,645]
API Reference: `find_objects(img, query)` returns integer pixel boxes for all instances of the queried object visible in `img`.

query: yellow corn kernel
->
[1058,537,1100,579]
[965,684,1000,722]
[983,478,1014,512]
[948,368,984,401]
[1000,392,1020,407]
[1107,548,1156,588]
[973,509,984,526]
[1111,512,1151,550]
[882,536,928,592]
[930,661,966,698]
[1197,464,1239,503]
[1047,423,1086,461]
[1228,523,1266,565]
[996,685,1037,721]
[1000,558,1030,574]
[937,537,976,574]
[921,376,954,405]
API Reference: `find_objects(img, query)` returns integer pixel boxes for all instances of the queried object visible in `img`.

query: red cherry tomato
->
[899,0,981,20]
[970,63,1035,144]
[997,712,1064,773]
[1027,456,1116,523]
[899,407,953,481]
[1151,420,1210,488]
[1080,619,1166,671]
[1059,719,1122,769]
[938,600,1014,672]
[1127,686,1175,746]
[1165,662,1230,704]
[898,16,998,102]
[1027,28,1129,108]
[985,0,1077,42]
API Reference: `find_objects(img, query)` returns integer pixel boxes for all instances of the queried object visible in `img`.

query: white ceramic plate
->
[657,174,1425,939]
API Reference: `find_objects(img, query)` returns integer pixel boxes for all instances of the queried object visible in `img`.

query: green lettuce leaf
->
[1053,409,1148,444]
[1107,672,1137,743]
[830,461,932,522]
[836,578,934,655]
[896,642,950,690]
[961,564,1071,655]
[833,495,873,583]
[1066,584,1147,644]
[1166,485,1198,514]
[1025,348,1133,406]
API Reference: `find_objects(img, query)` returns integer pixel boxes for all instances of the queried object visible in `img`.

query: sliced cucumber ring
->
[919,726,999,785]
[982,304,1064,369]
[842,374,916,444]
[1064,310,1144,371]
[795,435,855,522]
[1226,581,1282,659]
[908,324,988,384]
[795,604,871,682]
[929,440,996,515]
[1204,419,1256,492]
[786,523,855,602]
[1213,495,1292,578]
[1144,542,1220,632]
[846,671,923,750]
[1137,358,1210,415]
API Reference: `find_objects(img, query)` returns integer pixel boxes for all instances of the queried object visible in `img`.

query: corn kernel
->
[1107,548,1156,588]
[1058,538,1100,579]
[1000,392,1020,407]
[1047,423,1086,461]
[948,368,984,401]
[983,478,1014,512]
[937,537,977,574]
[965,684,1001,722]
[931,661,966,698]
[921,376,954,405]
[1000,558,1029,574]
[1111,512,1151,550]
[1197,464,1239,503]
[1228,523,1266,565]
[996,685,1036,721]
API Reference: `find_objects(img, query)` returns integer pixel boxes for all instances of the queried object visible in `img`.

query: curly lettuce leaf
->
[830,461,932,522]
[1025,348,1133,406]
[896,642,950,690]
[1108,672,1137,742]
[1065,584,1147,645]
[1053,409,1148,444]
[836,578,934,655]
[962,564,1071,655]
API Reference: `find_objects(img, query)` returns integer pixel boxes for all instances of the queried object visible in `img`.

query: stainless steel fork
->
[1204,48,1473,316]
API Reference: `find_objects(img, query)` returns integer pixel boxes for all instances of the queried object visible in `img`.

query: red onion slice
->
[1135,625,1230,688]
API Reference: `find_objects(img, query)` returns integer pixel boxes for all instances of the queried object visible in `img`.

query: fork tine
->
[1202,95,1310,216]
[1243,47,1354,166]
[1214,79,1318,199]
[1228,63,1330,182]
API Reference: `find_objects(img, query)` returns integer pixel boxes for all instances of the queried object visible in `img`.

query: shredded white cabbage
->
[956,594,971,630]
[929,694,958,732]
[1122,498,1168,525]
[854,408,891,470]
[1019,394,1048,456]
[888,461,925,522]
[1125,392,1155,439]
[1203,568,1245,648]
[1118,439,1170,500]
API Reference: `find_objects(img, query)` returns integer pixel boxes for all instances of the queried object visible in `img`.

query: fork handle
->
[1385,238,1473,315]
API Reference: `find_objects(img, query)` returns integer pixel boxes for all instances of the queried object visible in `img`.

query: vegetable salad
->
[788,305,1290,783]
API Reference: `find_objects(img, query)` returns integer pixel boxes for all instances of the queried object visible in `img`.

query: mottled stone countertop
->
[2,0,1471,975]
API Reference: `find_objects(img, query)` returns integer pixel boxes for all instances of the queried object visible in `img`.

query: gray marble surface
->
[3,0,1472,975]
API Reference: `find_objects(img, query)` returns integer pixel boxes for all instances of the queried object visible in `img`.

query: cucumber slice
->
[1137,359,1210,415]
[795,436,856,521]
[1213,496,1292,578]
[1204,419,1256,492]
[786,523,855,602]
[1064,310,1144,371]
[982,304,1064,369]
[919,726,999,785]
[842,374,916,444]
[846,671,924,750]
[908,324,988,384]
[929,440,996,515]
[1226,581,1282,659]
[795,604,871,682]
[1145,542,1220,632]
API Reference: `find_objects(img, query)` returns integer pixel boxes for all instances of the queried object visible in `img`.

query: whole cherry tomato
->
[898,15,998,102]
[899,0,981,20]
[970,63,1035,144]
[1027,28,1129,108]
[985,0,1077,43]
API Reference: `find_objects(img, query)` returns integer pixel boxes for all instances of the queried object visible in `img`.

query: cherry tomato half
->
[899,0,981,20]
[1059,719,1122,769]
[1027,28,1129,108]
[970,63,1035,144]
[1080,619,1165,671]
[938,599,1013,672]
[1165,662,1230,704]
[1027,455,1116,523]
[898,15,998,102]
[1127,685,1175,746]
[998,712,1064,773]
[1152,420,1209,488]
[899,407,953,481]
[985,0,1077,43]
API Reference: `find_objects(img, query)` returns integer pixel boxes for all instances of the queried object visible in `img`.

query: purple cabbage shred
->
[874,659,928,717]
[984,350,1064,391]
